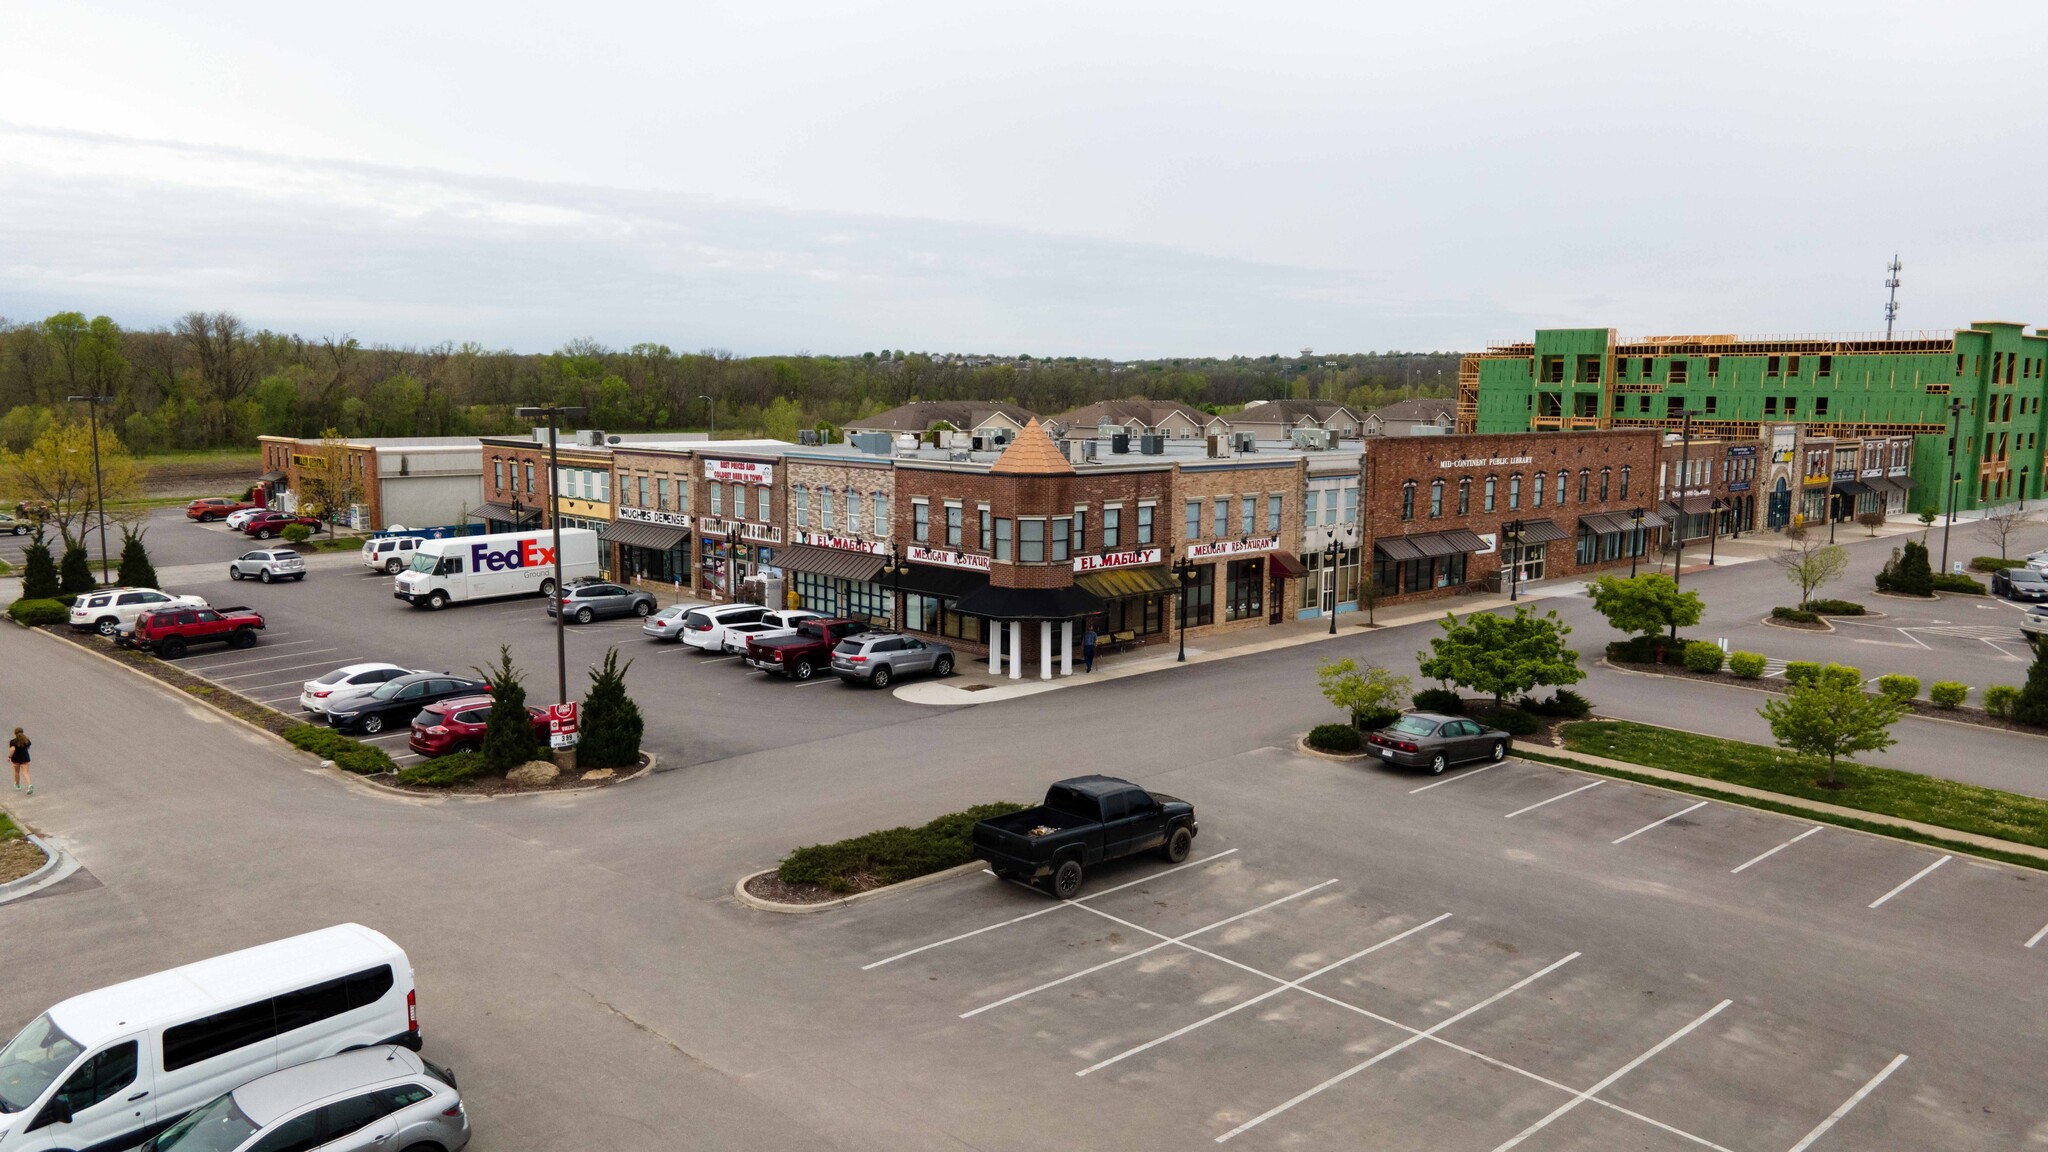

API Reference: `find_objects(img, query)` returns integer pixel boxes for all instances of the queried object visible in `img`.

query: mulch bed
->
[379,754,648,795]
[0,837,46,884]
[1609,657,2043,735]
[744,870,871,905]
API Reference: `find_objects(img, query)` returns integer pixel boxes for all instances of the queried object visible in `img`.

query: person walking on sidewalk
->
[1081,624,1098,673]
[8,729,29,796]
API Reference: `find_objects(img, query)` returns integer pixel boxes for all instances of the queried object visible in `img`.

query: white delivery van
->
[0,924,419,1152]
[392,527,599,609]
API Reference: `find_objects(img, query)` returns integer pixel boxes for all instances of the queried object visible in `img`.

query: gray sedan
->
[831,633,955,688]
[1363,711,1512,775]
[546,581,658,623]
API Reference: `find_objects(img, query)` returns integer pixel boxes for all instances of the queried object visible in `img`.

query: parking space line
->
[1502,780,1601,819]
[199,651,342,677]
[1612,801,1709,845]
[184,640,330,664]
[1408,762,1506,794]
[1487,999,1730,1152]
[1868,855,1951,909]
[861,849,1240,970]
[959,879,1337,1018]
[1214,952,1580,1143]
[1076,912,1452,1077]
[1785,1053,1908,1152]
[1731,826,1823,874]
[2026,921,2048,949]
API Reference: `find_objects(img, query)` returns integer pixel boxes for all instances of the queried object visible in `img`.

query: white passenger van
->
[0,924,418,1152]
[391,528,599,610]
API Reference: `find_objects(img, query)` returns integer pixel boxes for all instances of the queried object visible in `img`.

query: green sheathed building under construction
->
[1459,322,2048,515]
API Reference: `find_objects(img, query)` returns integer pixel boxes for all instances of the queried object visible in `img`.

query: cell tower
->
[1883,255,1903,339]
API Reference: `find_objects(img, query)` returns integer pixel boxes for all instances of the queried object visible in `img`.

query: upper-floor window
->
[1533,471,1545,507]
[1598,467,1611,501]
[994,517,1012,561]
[847,492,863,534]
[1052,516,1070,561]
[1577,469,1590,502]
[1138,503,1155,545]
[874,492,888,529]
[1073,508,1087,550]
[1458,478,1471,515]
[1429,479,1444,518]
[1619,465,1631,499]
[1188,500,1204,537]
[493,459,504,492]
[913,499,930,543]
[794,485,809,528]
[1266,495,1281,533]
[1555,470,1567,506]
[732,484,748,521]
[820,488,836,531]
[1483,475,1497,513]
[1239,497,1254,537]
[1343,485,1358,525]
[979,507,992,552]
[1214,498,1229,536]
[1400,481,1416,521]
[1019,518,1045,562]
[946,503,963,548]
[709,481,723,517]
[1104,506,1122,548]
[658,478,671,511]
[1508,473,1522,510]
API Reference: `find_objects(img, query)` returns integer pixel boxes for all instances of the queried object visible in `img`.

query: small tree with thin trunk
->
[472,645,538,771]
[1317,657,1412,729]
[1975,500,2032,560]
[1758,677,1905,787]
[1585,573,1703,640]
[1769,536,1848,609]
[1417,606,1584,706]
[1856,510,1886,537]
[116,525,158,589]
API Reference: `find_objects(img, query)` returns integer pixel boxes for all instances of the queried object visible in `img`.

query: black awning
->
[600,519,689,551]
[894,562,986,599]
[257,470,286,483]
[1832,481,1872,498]
[954,583,1107,621]
[776,543,886,583]
[473,502,541,525]
[1510,519,1571,545]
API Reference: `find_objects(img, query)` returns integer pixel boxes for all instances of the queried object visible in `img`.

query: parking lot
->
[809,748,2048,1150]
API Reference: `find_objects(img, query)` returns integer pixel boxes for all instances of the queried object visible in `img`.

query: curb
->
[1294,734,1371,761]
[1759,615,1835,634]
[1870,590,1942,603]
[27,626,294,746]
[734,860,990,914]
[346,752,658,800]
[0,835,78,904]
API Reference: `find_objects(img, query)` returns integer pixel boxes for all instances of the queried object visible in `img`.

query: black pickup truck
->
[973,776,1198,899]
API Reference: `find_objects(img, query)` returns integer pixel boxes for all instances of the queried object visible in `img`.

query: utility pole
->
[1884,255,1903,340]
[1670,410,1699,637]
[515,404,586,706]
[1942,397,1963,573]
[67,394,114,583]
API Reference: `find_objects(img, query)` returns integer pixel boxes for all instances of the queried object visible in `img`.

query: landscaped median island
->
[0,810,47,885]
[746,802,1026,905]
[1559,720,2048,859]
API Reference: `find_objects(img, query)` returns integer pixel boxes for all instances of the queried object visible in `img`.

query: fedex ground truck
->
[393,528,600,609]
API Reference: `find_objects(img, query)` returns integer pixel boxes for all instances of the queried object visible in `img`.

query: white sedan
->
[2022,609,2048,642]
[300,662,417,714]
[224,507,269,530]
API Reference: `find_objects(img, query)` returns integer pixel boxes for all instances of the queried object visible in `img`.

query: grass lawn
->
[1563,720,2048,850]
[0,811,20,841]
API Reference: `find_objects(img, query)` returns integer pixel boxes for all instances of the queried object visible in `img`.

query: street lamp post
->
[699,395,715,439]
[66,394,114,583]
[1628,507,1645,578]
[514,404,586,708]
[1321,527,1353,635]
[1707,497,1725,566]
[1171,551,1198,662]
[1941,397,1964,574]
[1669,410,1699,635]
[879,543,908,629]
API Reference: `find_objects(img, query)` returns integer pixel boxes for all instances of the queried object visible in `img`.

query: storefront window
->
[907,595,987,643]
[1225,558,1264,621]
[1182,564,1215,626]
[1102,594,1166,636]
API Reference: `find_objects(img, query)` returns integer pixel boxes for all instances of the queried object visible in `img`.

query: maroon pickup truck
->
[122,604,266,658]
[744,618,871,680]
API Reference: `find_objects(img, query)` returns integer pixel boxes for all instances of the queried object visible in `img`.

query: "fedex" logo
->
[470,537,556,571]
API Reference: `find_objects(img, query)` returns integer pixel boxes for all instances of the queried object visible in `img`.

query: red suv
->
[407,694,550,757]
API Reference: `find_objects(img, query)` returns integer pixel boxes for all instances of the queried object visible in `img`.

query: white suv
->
[68,588,206,636]
[230,548,308,583]
[362,536,423,574]
[680,603,770,652]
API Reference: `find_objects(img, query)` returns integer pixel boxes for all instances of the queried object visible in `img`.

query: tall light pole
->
[879,543,908,628]
[699,395,715,439]
[1171,551,1198,662]
[1941,396,1964,574]
[515,404,586,706]
[1628,507,1645,578]
[1503,519,1524,602]
[67,394,114,583]
[1669,409,1699,637]
[1322,526,1353,634]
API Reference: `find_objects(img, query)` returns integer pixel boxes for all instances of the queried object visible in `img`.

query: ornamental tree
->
[1585,573,1703,640]
[579,647,644,770]
[1758,677,1905,787]
[1417,606,1584,706]
[1316,657,1412,729]
[1769,536,1848,608]
[116,525,158,589]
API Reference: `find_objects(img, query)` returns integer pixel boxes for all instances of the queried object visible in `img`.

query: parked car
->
[185,496,255,522]
[407,694,550,757]
[546,581,657,624]
[326,673,490,735]
[147,1045,469,1152]
[301,663,418,715]
[832,633,955,687]
[1992,567,2048,602]
[1365,712,1512,775]
[361,535,423,575]
[121,605,266,658]
[0,511,32,535]
[229,548,307,583]
[2024,608,2048,643]
[679,603,770,652]
[719,620,782,654]
[224,506,270,530]
[641,605,692,641]
[744,618,872,680]
[67,588,206,636]
[749,608,822,641]
[972,776,1198,899]
[244,510,322,540]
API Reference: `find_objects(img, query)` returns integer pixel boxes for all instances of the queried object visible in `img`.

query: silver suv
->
[832,632,955,688]
[546,579,658,624]
[148,1045,469,1152]
[229,549,307,583]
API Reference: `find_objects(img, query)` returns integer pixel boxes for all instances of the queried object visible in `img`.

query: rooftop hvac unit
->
[797,430,821,446]
[945,431,971,449]
[1206,434,1235,459]
[1111,433,1131,454]
[850,432,893,455]
[1082,440,1099,461]
[971,435,986,451]
[1235,432,1258,453]
[1066,438,1089,465]
[1140,434,1165,455]
[574,429,606,447]
[1291,428,1331,450]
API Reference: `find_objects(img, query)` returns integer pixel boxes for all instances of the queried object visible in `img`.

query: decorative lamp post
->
[1321,526,1354,635]
[66,394,115,583]
[1171,551,1198,662]
[1628,507,1645,578]
[1707,497,1725,566]
[1503,519,1524,602]
[879,543,909,629]
[514,404,587,707]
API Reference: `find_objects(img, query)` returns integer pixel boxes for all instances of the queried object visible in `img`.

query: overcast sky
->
[2,1,2043,357]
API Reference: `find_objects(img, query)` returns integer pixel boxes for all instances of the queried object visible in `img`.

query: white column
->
[1040,620,1052,680]
[989,619,1002,672]
[1008,621,1023,680]
[1060,620,1074,676]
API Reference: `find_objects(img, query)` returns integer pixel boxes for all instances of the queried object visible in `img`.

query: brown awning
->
[600,519,688,551]
[1373,528,1488,561]
[1267,552,1308,579]
[1373,536,1426,562]
[775,543,886,583]
[1664,495,1718,515]
[1509,519,1570,545]
[473,502,541,525]
[1580,511,1666,534]
[1075,565,1179,599]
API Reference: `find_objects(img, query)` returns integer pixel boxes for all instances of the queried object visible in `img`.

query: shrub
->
[1928,681,1968,708]
[58,542,93,595]
[6,598,69,626]
[1318,658,1411,727]
[2013,647,2048,728]
[1820,663,1862,690]
[779,802,1027,892]
[116,526,158,589]
[1486,706,1540,736]
[1983,685,2020,719]
[1970,555,2018,573]
[1771,606,1822,624]
[1875,674,1920,703]
[1605,635,1687,663]
[19,535,57,600]
[1727,651,1767,679]
[1931,573,1986,595]
[1307,723,1363,753]
[397,751,487,787]
[1783,661,1823,687]
[282,724,397,774]
[473,645,537,772]
[1351,706,1401,732]
[1680,641,1725,673]
[1411,687,1464,714]
[578,648,644,770]
[1522,688,1591,717]
[1804,599,1865,616]
[281,524,313,544]
[1877,540,1934,596]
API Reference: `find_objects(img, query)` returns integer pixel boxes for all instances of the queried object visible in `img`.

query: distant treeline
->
[0,310,1462,452]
